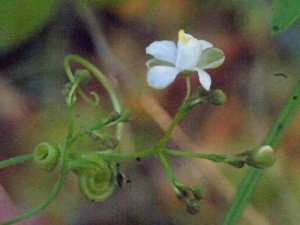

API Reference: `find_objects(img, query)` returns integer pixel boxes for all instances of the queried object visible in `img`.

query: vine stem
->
[155,77,191,151]
[222,79,300,225]
[87,148,224,163]
[0,154,34,169]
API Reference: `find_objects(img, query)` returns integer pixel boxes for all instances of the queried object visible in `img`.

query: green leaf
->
[0,0,57,54]
[271,0,300,35]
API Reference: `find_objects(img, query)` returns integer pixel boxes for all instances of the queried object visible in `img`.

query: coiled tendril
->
[34,142,61,172]
[70,152,115,202]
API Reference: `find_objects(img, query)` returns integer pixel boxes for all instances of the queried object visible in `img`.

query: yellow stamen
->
[179,30,189,44]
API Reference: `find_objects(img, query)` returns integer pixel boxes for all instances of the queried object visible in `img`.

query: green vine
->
[0,52,288,225]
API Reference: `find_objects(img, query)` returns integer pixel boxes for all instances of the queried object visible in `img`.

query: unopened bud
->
[207,89,227,105]
[246,145,276,169]
[192,185,207,200]
[74,69,91,84]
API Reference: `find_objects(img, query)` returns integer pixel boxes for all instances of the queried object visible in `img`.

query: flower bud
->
[207,89,227,105]
[192,185,207,200]
[186,199,202,215]
[246,145,276,169]
[74,69,91,84]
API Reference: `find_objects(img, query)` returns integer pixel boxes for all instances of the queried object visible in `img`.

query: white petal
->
[176,37,202,70]
[147,66,180,89]
[146,41,177,64]
[194,68,212,90]
[199,40,213,50]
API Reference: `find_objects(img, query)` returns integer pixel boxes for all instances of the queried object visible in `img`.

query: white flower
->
[146,30,225,90]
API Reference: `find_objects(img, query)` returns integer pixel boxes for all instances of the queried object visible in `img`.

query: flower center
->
[179,30,189,45]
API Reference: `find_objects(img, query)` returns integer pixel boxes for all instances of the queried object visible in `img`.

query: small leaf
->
[271,0,300,35]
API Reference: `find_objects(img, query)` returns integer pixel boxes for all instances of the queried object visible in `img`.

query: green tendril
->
[64,55,123,140]
[0,154,34,169]
[77,88,100,106]
[34,142,60,172]
[70,152,115,202]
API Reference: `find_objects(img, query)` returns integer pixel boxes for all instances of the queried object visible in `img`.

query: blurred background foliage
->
[0,0,300,224]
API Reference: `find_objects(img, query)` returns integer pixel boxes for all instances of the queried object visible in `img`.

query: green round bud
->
[186,199,202,215]
[246,145,276,169]
[192,185,207,199]
[74,69,91,84]
[207,89,227,105]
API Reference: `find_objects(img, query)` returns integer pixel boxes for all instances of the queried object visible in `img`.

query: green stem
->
[157,152,175,183]
[72,148,156,161]
[70,148,237,165]
[222,79,300,225]
[155,77,191,151]
[155,107,186,151]
[0,154,34,169]
[162,149,224,162]
[184,77,191,102]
